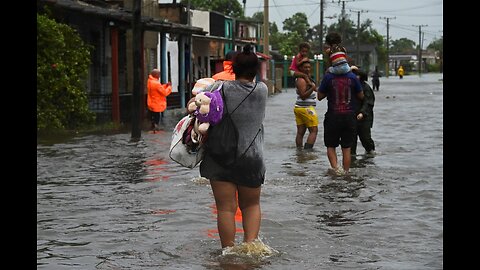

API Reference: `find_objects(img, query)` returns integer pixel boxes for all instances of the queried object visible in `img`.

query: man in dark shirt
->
[351,68,376,157]
[317,70,363,175]
[371,66,381,91]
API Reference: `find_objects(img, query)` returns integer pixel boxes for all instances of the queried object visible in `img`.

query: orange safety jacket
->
[147,75,172,112]
[212,61,235,81]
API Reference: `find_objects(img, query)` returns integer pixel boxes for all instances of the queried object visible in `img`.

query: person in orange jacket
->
[147,68,172,132]
[212,50,237,81]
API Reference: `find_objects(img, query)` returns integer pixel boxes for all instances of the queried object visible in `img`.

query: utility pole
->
[243,0,246,17]
[350,9,367,66]
[413,24,428,77]
[334,0,355,43]
[320,0,324,53]
[131,0,142,141]
[263,0,269,57]
[341,1,346,40]
[380,16,395,78]
[188,0,194,97]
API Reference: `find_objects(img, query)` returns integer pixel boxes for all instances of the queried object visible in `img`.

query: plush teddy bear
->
[187,78,216,114]
[193,90,224,135]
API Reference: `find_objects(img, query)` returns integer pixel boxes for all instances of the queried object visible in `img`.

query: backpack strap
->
[238,126,262,159]
[221,82,258,115]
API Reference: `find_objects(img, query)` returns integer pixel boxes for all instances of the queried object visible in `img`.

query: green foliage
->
[427,63,441,73]
[251,11,264,23]
[269,23,283,50]
[283,12,310,38]
[37,13,95,131]
[427,36,443,59]
[278,32,304,57]
[390,38,416,53]
[182,0,243,18]
[326,18,357,44]
[427,36,443,51]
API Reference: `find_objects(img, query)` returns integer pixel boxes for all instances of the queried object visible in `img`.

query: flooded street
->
[37,73,443,269]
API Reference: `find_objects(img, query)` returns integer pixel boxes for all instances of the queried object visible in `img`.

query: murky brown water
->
[37,73,443,269]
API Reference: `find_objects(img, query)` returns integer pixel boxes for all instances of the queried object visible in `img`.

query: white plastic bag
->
[169,114,205,168]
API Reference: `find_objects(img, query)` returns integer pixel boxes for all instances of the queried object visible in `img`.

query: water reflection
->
[294,148,319,164]
[316,177,367,202]
[144,158,170,182]
[351,154,376,169]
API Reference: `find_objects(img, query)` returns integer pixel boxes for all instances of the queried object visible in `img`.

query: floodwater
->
[37,73,443,269]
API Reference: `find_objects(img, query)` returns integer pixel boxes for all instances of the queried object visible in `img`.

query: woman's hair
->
[233,44,259,79]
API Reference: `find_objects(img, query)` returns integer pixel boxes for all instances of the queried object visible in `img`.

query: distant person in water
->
[371,66,381,91]
[397,65,404,79]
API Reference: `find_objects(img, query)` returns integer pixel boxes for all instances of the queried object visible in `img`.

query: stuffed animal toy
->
[193,90,224,135]
[192,77,215,96]
[187,78,216,114]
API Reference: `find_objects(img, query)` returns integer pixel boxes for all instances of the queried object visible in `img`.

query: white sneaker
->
[327,167,345,176]
[335,167,346,176]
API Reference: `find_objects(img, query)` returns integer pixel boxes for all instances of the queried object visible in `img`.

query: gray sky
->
[245,0,443,49]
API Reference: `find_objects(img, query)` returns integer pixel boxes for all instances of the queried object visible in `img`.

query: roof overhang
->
[39,0,207,35]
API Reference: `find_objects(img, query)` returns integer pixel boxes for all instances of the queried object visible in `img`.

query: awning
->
[38,0,207,35]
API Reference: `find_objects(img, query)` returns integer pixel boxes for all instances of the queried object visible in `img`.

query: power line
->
[349,8,367,65]
[412,24,428,76]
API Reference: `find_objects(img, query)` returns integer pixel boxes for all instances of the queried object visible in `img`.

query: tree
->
[427,36,443,72]
[250,11,283,50]
[390,38,416,54]
[427,36,443,52]
[306,24,323,53]
[283,12,310,38]
[251,11,264,22]
[37,13,95,131]
[182,0,243,18]
[278,32,304,57]
[326,18,357,46]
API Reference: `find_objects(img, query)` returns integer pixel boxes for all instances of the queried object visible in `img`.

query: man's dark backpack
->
[205,83,260,168]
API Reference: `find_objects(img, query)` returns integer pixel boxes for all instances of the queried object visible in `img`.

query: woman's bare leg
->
[210,180,238,248]
[237,185,262,243]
